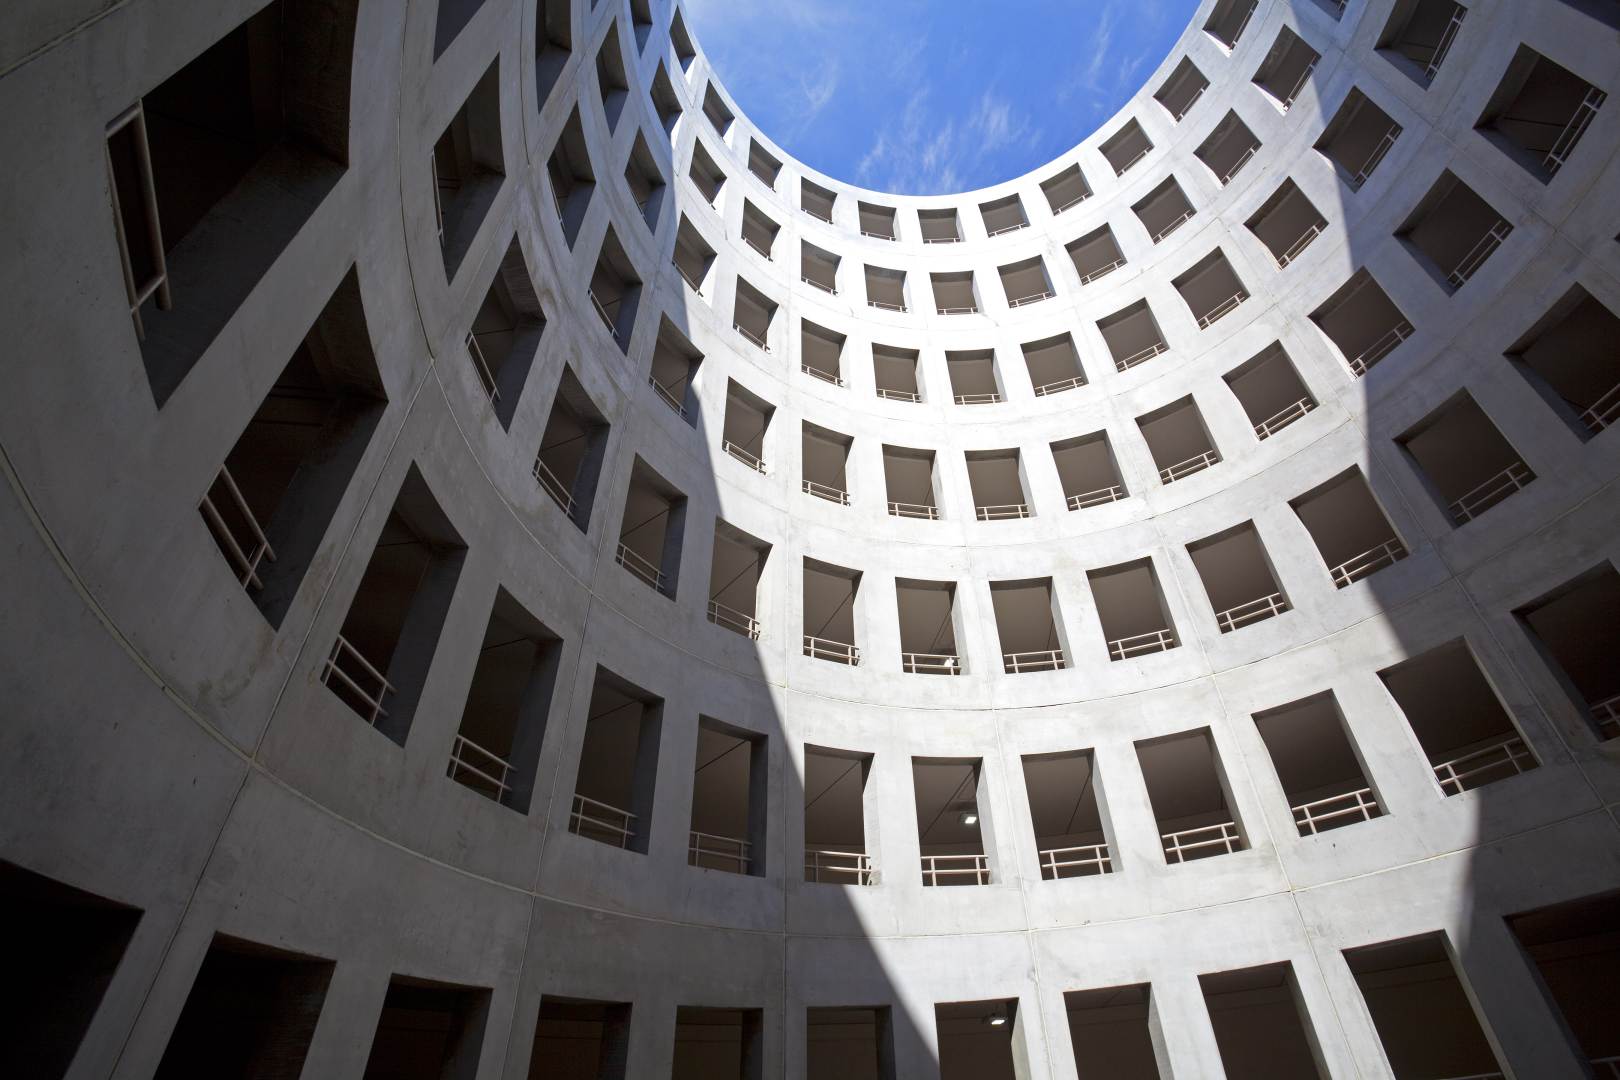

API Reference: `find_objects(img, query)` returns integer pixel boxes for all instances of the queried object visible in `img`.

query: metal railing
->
[733,321,770,351]
[722,440,767,473]
[1433,736,1535,796]
[1423,6,1466,81]
[1115,342,1167,372]
[803,635,860,665]
[877,387,922,403]
[743,234,774,260]
[689,830,751,873]
[648,375,685,418]
[105,102,171,340]
[1004,649,1066,673]
[1008,289,1055,309]
[804,849,874,884]
[569,793,636,847]
[199,465,276,591]
[1347,320,1414,376]
[673,259,705,295]
[1579,381,1620,435]
[589,290,619,341]
[533,456,577,519]
[976,502,1030,521]
[1215,591,1289,632]
[1280,58,1318,112]
[1292,787,1378,835]
[1222,0,1257,48]
[937,304,980,315]
[447,733,513,800]
[860,228,897,241]
[1068,485,1126,510]
[1448,461,1532,524]
[1160,450,1220,484]
[801,274,837,295]
[902,652,962,675]
[1218,144,1257,185]
[802,479,851,505]
[1162,820,1240,863]
[465,333,501,404]
[322,634,395,726]
[1109,628,1177,661]
[1150,209,1194,243]
[888,500,939,520]
[1254,397,1315,439]
[1446,220,1512,289]
[923,234,963,244]
[867,298,907,312]
[1544,87,1606,177]
[1113,145,1151,176]
[1348,126,1400,190]
[1169,84,1206,121]
[1079,257,1126,285]
[1034,376,1086,396]
[986,221,1029,238]
[1052,191,1091,214]
[707,599,761,639]
[1196,291,1248,329]
[616,542,668,593]
[1590,692,1620,740]
[1039,843,1112,879]
[1329,538,1406,588]
[1594,1055,1620,1079]
[921,853,990,886]
[803,205,833,223]
[801,363,845,387]
[954,391,1001,405]
[1276,222,1323,267]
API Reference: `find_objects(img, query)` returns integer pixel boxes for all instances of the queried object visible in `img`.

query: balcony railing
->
[1034,376,1086,397]
[1280,59,1318,112]
[1446,220,1512,289]
[707,599,761,639]
[1590,692,1620,740]
[689,830,751,873]
[105,102,172,341]
[1115,341,1167,372]
[743,234,773,261]
[673,259,706,295]
[569,793,636,847]
[1544,87,1606,177]
[1195,290,1248,329]
[1168,84,1206,121]
[802,479,851,505]
[986,221,1029,238]
[1079,257,1126,285]
[1447,460,1532,525]
[1114,145,1151,176]
[321,634,394,726]
[1348,126,1400,190]
[860,228,897,241]
[954,391,1001,405]
[805,849,874,885]
[1329,537,1406,588]
[1159,450,1221,484]
[801,363,845,387]
[1150,209,1194,243]
[921,853,990,886]
[1222,0,1257,48]
[1579,381,1620,435]
[1276,222,1323,267]
[1108,628,1177,661]
[1008,289,1056,309]
[722,440,767,473]
[589,290,619,341]
[1423,7,1466,81]
[902,652,962,675]
[464,332,501,404]
[615,541,668,594]
[1214,591,1289,632]
[1039,842,1113,879]
[1003,649,1066,673]
[200,465,276,591]
[976,502,1030,521]
[923,234,962,244]
[888,500,938,520]
[801,274,837,295]
[1068,485,1126,510]
[877,386,921,403]
[1433,736,1534,795]
[1591,1057,1620,1080]
[1292,787,1378,836]
[937,304,980,315]
[1052,191,1091,215]
[1217,144,1257,185]
[1254,397,1315,439]
[447,733,513,800]
[1347,320,1414,376]
[804,635,860,666]
[733,321,770,351]
[647,374,685,418]
[867,298,907,312]
[1161,820,1240,863]
[533,456,577,519]
[803,205,833,223]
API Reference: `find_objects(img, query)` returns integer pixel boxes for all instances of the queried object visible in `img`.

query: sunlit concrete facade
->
[2,0,1620,1077]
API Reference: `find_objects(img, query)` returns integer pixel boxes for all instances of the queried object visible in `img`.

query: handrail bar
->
[902,652,962,675]
[1108,628,1177,661]
[1433,736,1534,795]
[321,634,395,725]
[1052,192,1091,214]
[1151,208,1194,243]
[1347,320,1413,375]
[1161,820,1240,863]
[1079,257,1126,284]
[1447,461,1532,524]
[1068,485,1126,510]
[801,274,837,295]
[1349,126,1400,190]
[804,849,874,884]
[448,733,513,798]
[1039,842,1113,878]
[803,635,861,665]
[1004,649,1066,673]
[1292,787,1378,835]
[199,465,276,591]
[1255,397,1315,439]
[1160,450,1220,484]
[1034,376,1086,397]
[1114,145,1151,176]
[937,304,979,315]
[647,375,686,417]
[976,502,1031,521]
[733,321,770,351]
[615,541,668,593]
[1446,219,1512,289]
[1280,58,1318,112]
[707,599,761,639]
[533,456,577,518]
[954,391,1001,405]
[1196,290,1248,328]
[743,234,774,260]
[1544,87,1606,177]
[888,500,939,520]
[1218,144,1257,184]
[1008,290,1055,308]
[921,853,990,886]
[923,235,963,244]
[1423,7,1466,81]
[986,221,1029,238]
[802,479,851,505]
[673,259,705,295]
[464,333,501,404]
[722,440,767,473]
[689,829,751,873]
[1578,380,1620,434]
[589,290,619,340]
[105,102,172,341]
[1214,591,1289,632]
[801,363,846,386]
[569,793,636,847]
[1276,222,1322,267]
[876,387,922,403]
[1329,538,1406,588]
[1115,341,1168,372]
[860,228,897,241]
[866,298,907,312]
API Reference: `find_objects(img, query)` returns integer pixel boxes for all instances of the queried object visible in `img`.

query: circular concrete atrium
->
[3,0,1620,1077]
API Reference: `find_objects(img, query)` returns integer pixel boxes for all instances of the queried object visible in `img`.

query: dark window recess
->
[432,58,507,280]
[595,25,630,133]
[0,860,142,1079]
[1506,286,1620,439]
[1200,963,1324,1079]
[1515,563,1620,740]
[534,365,610,530]
[535,0,572,108]
[362,976,491,1080]
[1343,934,1504,1080]
[529,996,632,1080]
[1476,46,1607,182]
[547,108,595,249]
[200,268,387,628]
[1065,984,1159,1080]
[807,1006,895,1080]
[156,936,334,1080]
[434,0,486,58]
[460,238,546,428]
[1507,891,1620,1067]
[672,1007,763,1080]
[104,0,359,406]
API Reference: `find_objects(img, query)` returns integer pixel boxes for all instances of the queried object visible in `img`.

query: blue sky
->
[683,0,1198,196]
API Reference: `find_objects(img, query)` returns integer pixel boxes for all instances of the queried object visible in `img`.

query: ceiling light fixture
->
[958,810,979,826]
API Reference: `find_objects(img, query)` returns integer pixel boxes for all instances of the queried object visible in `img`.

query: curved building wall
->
[1,0,1618,1077]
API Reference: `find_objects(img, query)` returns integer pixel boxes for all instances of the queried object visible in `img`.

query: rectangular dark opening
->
[935,999,1018,1079]
[569,667,663,854]
[807,1006,895,1080]
[433,58,507,280]
[1506,891,1620,1065]
[462,237,545,429]
[914,759,989,886]
[535,365,609,530]
[1344,934,1503,1079]
[362,975,491,1080]
[1514,562,1620,740]
[547,107,595,248]
[529,996,631,1080]
[1065,984,1158,1080]
[804,746,874,885]
[688,718,768,876]
[1288,467,1407,588]
[672,1007,763,1080]
[1199,962,1324,1078]
[1022,750,1112,878]
[1135,727,1246,863]
[1253,692,1382,835]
